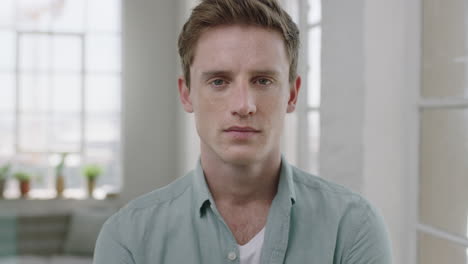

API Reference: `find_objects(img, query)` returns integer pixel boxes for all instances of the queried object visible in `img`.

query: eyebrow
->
[200,70,281,80]
[201,71,232,80]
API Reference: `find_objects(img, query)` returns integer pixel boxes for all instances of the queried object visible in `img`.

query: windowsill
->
[3,187,118,200]
[0,196,123,216]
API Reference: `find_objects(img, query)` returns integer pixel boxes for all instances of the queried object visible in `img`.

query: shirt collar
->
[193,159,214,217]
[192,154,297,217]
[277,154,297,206]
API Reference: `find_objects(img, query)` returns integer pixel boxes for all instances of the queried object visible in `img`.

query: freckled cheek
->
[259,94,286,112]
[198,93,232,112]
[259,96,288,128]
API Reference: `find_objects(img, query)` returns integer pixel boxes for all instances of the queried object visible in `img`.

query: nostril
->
[231,106,256,117]
[230,86,256,116]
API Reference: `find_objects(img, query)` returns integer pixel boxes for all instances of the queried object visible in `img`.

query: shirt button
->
[228,251,237,261]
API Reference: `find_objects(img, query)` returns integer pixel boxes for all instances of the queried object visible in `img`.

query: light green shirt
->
[94,157,392,264]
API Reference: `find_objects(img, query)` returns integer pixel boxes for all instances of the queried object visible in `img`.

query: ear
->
[178,76,194,113]
[286,76,301,113]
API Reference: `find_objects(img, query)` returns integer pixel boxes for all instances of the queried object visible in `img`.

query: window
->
[417,0,468,262]
[281,0,321,175]
[0,0,122,199]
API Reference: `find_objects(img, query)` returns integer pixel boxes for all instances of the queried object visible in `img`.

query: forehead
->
[191,25,289,75]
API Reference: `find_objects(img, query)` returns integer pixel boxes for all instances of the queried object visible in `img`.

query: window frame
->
[296,0,321,175]
[416,102,468,251]
[411,0,468,262]
[0,0,123,200]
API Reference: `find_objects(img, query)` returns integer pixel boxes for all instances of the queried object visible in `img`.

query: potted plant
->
[83,164,103,198]
[0,164,11,199]
[55,153,68,198]
[14,171,31,198]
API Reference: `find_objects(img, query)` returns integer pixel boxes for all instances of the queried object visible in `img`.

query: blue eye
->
[211,79,225,86]
[256,78,272,86]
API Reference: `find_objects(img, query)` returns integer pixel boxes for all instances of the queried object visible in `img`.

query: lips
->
[224,126,260,140]
[224,126,260,132]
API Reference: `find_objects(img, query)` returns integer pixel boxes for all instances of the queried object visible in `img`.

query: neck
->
[200,150,282,206]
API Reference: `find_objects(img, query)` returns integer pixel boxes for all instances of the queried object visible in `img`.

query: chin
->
[219,148,264,166]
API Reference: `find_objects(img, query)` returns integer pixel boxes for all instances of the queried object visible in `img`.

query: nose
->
[230,82,256,117]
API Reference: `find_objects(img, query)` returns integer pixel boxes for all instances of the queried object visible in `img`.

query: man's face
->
[178,25,300,165]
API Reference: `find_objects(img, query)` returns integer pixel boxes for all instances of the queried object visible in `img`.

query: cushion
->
[49,255,93,264]
[63,207,116,256]
[0,256,48,264]
[16,214,69,256]
[0,214,16,257]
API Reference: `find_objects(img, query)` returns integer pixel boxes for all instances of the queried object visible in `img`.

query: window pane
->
[0,74,15,112]
[17,0,54,31]
[86,35,121,72]
[47,153,84,191]
[20,73,81,113]
[308,26,321,108]
[0,31,15,71]
[86,146,115,163]
[308,0,321,25]
[0,114,14,157]
[85,145,121,191]
[419,108,468,239]
[18,114,48,152]
[86,114,120,143]
[19,74,50,112]
[19,34,52,72]
[20,34,82,72]
[62,165,85,191]
[19,75,82,152]
[85,75,120,113]
[52,36,82,72]
[86,0,121,33]
[52,74,81,112]
[98,162,122,193]
[282,112,298,166]
[15,153,48,169]
[281,0,299,24]
[307,111,320,174]
[418,232,467,264]
[0,0,14,27]
[50,0,85,32]
[17,0,85,32]
[422,0,468,98]
[49,113,81,153]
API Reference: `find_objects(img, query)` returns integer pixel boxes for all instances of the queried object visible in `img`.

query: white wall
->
[120,0,179,203]
[363,0,414,263]
[320,0,366,193]
[322,0,420,263]
[176,0,201,178]
[363,0,422,263]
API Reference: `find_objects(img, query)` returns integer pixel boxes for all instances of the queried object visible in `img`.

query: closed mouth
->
[224,126,260,132]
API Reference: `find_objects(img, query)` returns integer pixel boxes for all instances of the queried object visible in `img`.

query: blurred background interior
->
[0,0,466,263]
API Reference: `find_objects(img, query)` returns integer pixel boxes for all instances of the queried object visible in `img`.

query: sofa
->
[0,207,116,264]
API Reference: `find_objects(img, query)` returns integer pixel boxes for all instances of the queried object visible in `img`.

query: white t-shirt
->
[238,227,265,264]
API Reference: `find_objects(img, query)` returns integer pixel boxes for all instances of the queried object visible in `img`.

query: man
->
[94,0,392,263]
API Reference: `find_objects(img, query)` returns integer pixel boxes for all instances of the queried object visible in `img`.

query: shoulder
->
[290,166,392,263]
[125,171,194,210]
[290,166,384,233]
[291,166,368,210]
[104,171,195,229]
[96,171,197,257]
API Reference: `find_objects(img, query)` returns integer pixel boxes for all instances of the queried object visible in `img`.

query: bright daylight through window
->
[281,0,321,175]
[0,0,122,200]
